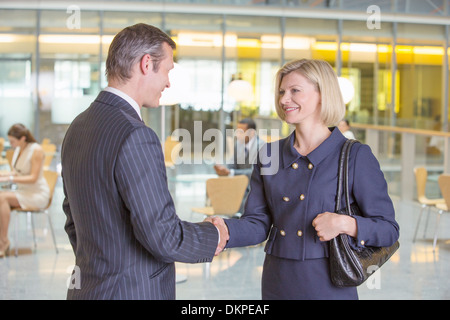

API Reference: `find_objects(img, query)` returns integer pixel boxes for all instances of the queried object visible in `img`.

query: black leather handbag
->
[329,139,400,287]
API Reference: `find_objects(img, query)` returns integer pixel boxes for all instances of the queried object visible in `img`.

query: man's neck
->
[104,85,142,120]
[108,79,142,107]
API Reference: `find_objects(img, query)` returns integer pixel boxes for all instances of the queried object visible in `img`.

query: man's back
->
[62,91,218,299]
[61,23,225,300]
[62,92,162,299]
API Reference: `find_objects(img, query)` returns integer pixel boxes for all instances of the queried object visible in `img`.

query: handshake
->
[204,216,229,256]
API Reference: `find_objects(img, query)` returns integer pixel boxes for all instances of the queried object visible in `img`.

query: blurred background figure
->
[338,119,355,140]
[214,118,264,215]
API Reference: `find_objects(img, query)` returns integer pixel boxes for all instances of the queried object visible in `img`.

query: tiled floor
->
[1,163,450,300]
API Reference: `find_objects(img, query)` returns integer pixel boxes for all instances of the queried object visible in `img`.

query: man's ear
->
[140,54,152,75]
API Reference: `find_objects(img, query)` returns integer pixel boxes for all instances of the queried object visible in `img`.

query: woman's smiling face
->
[278,71,322,125]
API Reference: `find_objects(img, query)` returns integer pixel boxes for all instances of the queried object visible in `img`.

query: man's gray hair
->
[105,23,176,84]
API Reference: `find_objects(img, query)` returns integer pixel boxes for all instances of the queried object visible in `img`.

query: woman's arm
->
[224,162,273,248]
[312,144,399,247]
[0,146,45,184]
[351,144,399,247]
[312,212,357,241]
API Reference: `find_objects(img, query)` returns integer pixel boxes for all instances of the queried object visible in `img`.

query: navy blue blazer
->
[225,127,399,261]
[61,91,218,300]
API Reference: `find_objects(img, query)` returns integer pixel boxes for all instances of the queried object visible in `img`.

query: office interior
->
[1,0,450,299]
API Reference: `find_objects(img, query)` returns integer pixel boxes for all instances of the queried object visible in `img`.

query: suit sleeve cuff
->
[350,215,367,249]
[215,226,220,245]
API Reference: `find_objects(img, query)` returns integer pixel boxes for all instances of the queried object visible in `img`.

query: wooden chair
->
[5,149,14,170]
[0,137,7,166]
[191,175,248,278]
[413,167,445,242]
[13,170,59,256]
[433,174,450,251]
[164,136,182,168]
[41,143,57,170]
[191,175,249,218]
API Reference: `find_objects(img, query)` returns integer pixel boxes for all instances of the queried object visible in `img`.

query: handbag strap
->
[335,139,359,215]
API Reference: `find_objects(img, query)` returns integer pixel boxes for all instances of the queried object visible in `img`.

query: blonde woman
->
[0,124,50,257]
[211,59,399,299]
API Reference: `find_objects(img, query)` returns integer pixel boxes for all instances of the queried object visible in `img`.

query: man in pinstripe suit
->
[61,24,228,300]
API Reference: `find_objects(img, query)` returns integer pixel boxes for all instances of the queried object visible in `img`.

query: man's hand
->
[204,216,229,255]
[213,164,230,176]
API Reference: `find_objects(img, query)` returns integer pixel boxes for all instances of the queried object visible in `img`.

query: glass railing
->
[351,123,450,201]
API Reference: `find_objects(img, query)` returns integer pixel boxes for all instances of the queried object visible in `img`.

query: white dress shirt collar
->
[104,86,142,120]
[246,135,256,151]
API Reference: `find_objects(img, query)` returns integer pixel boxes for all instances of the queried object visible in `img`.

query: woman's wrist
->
[340,215,358,238]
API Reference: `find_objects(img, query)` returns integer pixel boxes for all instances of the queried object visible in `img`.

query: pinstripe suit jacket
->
[61,91,218,300]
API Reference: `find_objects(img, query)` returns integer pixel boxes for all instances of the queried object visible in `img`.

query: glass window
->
[341,0,393,12]
[0,9,36,34]
[38,10,101,144]
[285,17,338,65]
[397,23,445,45]
[342,20,394,126]
[226,15,281,128]
[396,23,446,129]
[40,9,99,34]
[1,4,449,152]
[103,11,162,35]
[396,44,443,128]
[397,0,446,15]
[0,9,37,139]
[0,55,33,138]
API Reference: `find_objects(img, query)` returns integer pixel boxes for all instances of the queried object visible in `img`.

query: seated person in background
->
[214,118,264,215]
[0,123,50,257]
[338,119,356,139]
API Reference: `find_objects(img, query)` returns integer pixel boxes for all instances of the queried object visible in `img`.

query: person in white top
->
[338,119,356,140]
[0,123,50,257]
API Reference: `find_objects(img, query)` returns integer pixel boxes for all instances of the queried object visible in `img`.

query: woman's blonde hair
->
[274,59,345,126]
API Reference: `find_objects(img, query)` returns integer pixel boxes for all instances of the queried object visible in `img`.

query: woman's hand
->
[204,216,230,256]
[312,212,357,241]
